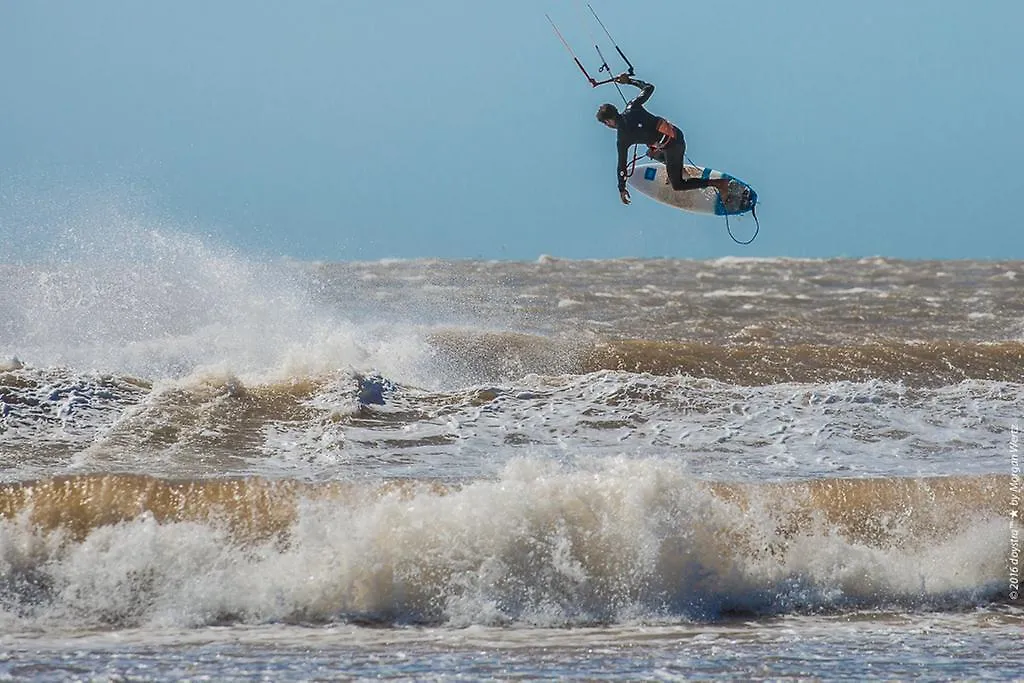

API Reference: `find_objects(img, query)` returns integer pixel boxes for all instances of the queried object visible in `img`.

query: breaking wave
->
[0,466,1015,629]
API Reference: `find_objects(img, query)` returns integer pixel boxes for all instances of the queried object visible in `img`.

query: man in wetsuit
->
[597,73,733,205]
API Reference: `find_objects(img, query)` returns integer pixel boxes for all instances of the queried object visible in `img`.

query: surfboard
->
[627,163,757,216]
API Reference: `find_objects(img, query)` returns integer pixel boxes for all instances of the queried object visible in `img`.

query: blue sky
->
[2,0,1022,261]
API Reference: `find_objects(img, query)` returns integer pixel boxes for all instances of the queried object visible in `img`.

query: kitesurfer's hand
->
[619,188,631,205]
[614,73,631,85]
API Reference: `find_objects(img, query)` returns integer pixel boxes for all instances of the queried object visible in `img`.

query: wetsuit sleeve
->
[626,78,654,107]
[616,137,630,191]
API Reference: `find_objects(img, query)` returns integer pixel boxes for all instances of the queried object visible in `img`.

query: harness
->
[649,118,678,152]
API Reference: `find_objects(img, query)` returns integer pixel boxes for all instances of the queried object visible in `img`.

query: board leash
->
[725,205,760,245]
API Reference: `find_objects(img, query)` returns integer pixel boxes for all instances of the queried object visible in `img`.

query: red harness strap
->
[650,118,678,151]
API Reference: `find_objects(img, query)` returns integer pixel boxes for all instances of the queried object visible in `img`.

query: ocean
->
[1,226,1021,680]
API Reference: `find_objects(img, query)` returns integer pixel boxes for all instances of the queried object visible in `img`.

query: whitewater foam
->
[0,464,1011,630]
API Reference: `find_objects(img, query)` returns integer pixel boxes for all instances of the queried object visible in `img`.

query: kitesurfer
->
[597,73,735,205]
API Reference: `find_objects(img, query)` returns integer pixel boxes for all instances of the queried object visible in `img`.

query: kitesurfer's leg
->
[672,176,732,193]
[657,134,734,198]
[671,176,737,192]
[662,140,687,190]
[663,141,733,196]
[662,140,724,192]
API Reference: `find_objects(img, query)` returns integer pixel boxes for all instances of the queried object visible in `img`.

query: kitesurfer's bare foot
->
[712,178,733,200]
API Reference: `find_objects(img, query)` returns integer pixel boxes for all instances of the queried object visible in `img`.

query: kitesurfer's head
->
[596,103,618,128]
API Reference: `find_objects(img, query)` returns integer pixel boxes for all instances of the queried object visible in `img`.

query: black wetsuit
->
[614,78,718,194]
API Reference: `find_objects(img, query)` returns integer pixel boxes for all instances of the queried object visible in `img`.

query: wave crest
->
[0,467,1014,628]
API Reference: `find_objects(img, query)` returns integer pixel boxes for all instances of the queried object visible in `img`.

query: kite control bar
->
[586,3,634,78]
[546,14,603,86]
[546,5,635,90]
[547,5,643,176]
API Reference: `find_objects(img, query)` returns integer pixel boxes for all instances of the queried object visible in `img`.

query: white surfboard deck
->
[627,163,757,216]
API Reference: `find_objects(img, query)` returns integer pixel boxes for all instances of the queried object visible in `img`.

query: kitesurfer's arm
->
[615,73,654,106]
[616,137,631,205]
